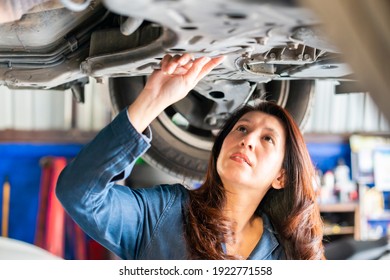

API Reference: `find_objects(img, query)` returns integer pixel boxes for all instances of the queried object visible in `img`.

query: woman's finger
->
[183,56,211,81]
[160,53,194,74]
[194,56,225,82]
[176,53,194,68]
[164,54,183,74]
[169,60,194,75]
[184,56,225,84]
[157,54,174,75]
[181,59,194,71]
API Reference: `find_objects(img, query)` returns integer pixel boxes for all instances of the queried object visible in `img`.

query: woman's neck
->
[223,189,264,259]
[220,182,268,258]
[222,183,266,231]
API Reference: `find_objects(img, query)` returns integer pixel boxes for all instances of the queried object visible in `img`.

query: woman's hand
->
[144,53,225,105]
[128,53,225,133]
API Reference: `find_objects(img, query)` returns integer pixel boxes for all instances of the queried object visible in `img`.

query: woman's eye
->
[263,136,274,144]
[237,126,247,133]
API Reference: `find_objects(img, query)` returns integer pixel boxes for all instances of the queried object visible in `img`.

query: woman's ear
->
[271,169,285,189]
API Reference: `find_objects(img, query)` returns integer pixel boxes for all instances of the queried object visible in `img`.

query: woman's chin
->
[219,170,251,186]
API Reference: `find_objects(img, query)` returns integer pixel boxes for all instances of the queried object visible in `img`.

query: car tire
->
[109,76,315,183]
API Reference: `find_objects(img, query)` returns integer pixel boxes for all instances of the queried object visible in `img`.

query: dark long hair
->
[184,101,325,259]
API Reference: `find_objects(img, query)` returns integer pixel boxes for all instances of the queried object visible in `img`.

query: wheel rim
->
[156,80,295,151]
[157,110,214,151]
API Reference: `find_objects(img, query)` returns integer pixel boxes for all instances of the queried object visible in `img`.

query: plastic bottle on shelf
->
[334,158,357,203]
[321,170,336,204]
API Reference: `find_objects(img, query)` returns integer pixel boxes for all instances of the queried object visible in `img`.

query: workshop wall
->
[0,79,389,259]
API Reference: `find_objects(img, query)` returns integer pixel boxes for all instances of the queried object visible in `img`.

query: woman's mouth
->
[230,153,252,166]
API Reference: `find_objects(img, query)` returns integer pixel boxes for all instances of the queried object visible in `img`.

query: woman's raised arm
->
[128,53,225,133]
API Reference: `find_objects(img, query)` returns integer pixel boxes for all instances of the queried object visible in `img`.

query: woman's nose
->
[240,135,254,150]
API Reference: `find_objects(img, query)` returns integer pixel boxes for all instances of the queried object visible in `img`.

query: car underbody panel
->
[0,0,352,90]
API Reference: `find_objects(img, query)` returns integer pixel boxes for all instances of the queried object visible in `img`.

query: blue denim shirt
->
[56,109,285,260]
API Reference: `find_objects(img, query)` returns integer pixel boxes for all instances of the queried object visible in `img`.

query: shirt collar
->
[221,212,282,259]
[247,212,281,260]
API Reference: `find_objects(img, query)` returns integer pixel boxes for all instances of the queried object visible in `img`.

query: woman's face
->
[217,111,287,192]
